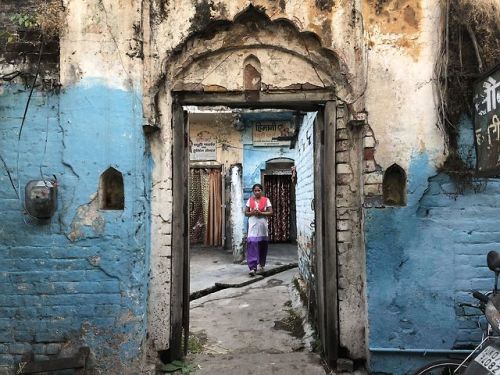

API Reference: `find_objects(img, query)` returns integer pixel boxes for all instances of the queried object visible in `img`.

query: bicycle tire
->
[412,359,465,375]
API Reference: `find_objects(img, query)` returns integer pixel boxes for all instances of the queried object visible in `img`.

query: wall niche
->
[99,167,124,210]
[383,164,406,206]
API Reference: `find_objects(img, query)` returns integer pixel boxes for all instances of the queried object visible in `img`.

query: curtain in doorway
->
[264,175,292,243]
[189,168,222,246]
[205,169,223,246]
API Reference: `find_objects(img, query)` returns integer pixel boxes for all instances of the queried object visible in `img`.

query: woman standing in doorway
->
[245,183,273,276]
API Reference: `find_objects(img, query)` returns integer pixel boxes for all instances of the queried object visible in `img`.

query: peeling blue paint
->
[0,79,150,370]
[366,143,500,373]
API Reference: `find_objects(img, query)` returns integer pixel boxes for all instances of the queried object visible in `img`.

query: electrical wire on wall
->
[15,40,45,224]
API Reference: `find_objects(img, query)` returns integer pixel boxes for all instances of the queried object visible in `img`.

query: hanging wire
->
[0,153,20,199]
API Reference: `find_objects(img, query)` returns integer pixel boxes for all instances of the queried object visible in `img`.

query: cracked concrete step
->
[215,263,298,288]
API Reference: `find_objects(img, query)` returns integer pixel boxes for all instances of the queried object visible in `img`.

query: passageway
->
[190,243,298,298]
[187,269,327,374]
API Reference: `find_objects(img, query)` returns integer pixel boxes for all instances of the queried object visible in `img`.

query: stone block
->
[364,147,375,161]
[337,220,350,231]
[363,135,376,148]
[338,230,352,243]
[46,343,61,355]
[336,163,352,175]
[13,331,33,342]
[364,172,383,185]
[337,277,348,290]
[336,151,349,163]
[336,208,350,218]
[364,184,382,196]
[336,129,349,141]
[31,344,46,355]
[337,173,353,185]
[9,343,28,354]
[336,105,346,119]
[337,243,350,255]
[364,160,377,173]
[336,140,350,152]
[35,331,65,343]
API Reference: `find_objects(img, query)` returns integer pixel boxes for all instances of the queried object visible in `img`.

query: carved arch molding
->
[163,6,353,99]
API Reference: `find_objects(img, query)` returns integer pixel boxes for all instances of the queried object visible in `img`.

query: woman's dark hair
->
[252,183,263,191]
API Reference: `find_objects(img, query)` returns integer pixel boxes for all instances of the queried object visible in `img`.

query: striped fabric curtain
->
[205,169,223,246]
[264,175,292,243]
[189,168,223,246]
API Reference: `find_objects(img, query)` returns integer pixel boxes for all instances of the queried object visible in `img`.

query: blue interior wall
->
[241,113,296,232]
[366,116,500,374]
[0,79,150,370]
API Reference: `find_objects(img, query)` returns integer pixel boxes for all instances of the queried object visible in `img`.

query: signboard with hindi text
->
[190,134,217,161]
[473,64,500,176]
[252,120,294,147]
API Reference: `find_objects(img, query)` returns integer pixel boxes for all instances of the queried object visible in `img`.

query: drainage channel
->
[190,263,298,301]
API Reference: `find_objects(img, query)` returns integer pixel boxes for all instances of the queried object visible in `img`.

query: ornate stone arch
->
[163,5,353,99]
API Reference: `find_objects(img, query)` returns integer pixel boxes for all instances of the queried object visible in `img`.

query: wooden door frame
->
[170,89,338,365]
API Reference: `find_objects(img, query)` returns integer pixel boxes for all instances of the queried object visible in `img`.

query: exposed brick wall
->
[361,123,383,206]
[335,105,368,359]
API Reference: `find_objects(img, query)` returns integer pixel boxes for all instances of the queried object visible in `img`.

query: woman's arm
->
[259,207,273,217]
[245,206,254,217]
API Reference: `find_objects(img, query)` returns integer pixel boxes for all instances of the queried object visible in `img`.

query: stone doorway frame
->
[170,88,338,366]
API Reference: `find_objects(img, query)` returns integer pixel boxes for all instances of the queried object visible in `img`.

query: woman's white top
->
[246,197,272,238]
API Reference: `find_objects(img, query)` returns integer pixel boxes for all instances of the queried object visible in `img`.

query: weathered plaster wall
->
[229,165,245,260]
[0,0,149,372]
[0,81,149,373]
[189,114,243,169]
[189,113,245,259]
[241,113,296,203]
[363,0,444,171]
[60,0,143,89]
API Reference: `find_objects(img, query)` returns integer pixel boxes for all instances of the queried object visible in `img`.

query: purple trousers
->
[247,236,268,271]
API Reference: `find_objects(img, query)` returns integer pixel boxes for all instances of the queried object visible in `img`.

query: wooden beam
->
[170,103,186,359]
[175,89,336,110]
[323,100,338,365]
[314,109,327,359]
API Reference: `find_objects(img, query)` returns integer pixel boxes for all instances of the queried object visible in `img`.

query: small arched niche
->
[99,167,124,210]
[243,55,262,91]
[383,164,406,206]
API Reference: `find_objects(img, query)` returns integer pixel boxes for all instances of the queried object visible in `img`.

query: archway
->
[148,5,357,367]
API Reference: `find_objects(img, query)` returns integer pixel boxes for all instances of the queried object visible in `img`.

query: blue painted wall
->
[241,113,296,233]
[241,113,296,192]
[0,79,150,371]
[366,116,500,374]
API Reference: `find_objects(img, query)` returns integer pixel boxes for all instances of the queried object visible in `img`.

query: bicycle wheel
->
[412,359,465,375]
